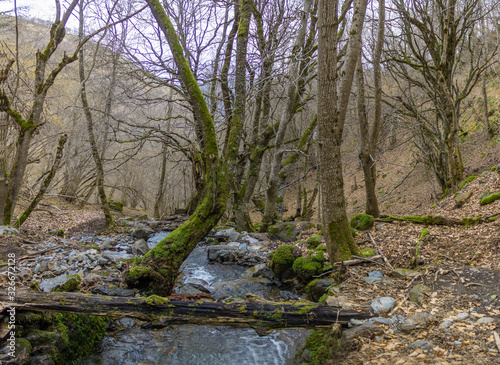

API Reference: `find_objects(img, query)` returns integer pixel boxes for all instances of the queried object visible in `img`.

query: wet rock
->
[210,277,273,301]
[370,297,396,314]
[214,228,240,242]
[305,278,335,302]
[39,274,76,292]
[409,340,434,351]
[242,264,270,279]
[82,273,101,287]
[207,245,239,263]
[116,317,136,329]
[130,227,153,240]
[92,285,136,297]
[343,323,384,343]
[409,284,431,304]
[132,239,149,256]
[401,312,433,332]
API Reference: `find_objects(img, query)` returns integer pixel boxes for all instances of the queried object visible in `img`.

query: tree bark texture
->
[2,291,373,332]
[318,0,367,262]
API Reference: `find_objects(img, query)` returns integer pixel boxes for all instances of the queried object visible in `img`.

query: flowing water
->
[97,236,310,364]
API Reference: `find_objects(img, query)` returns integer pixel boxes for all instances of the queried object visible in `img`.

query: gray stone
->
[242,264,269,278]
[409,340,434,351]
[362,277,382,283]
[268,222,300,242]
[409,284,431,304]
[34,261,49,275]
[343,323,384,343]
[116,317,136,329]
[92,285,136,297]
[130,227,153,240]
[0,226,19,235]
[401,312,432,332]
[214,228,240,242]
[392,268,420,278]
[456,312,469,320]
[39,274,74,292]
[455,191,472,207]
[368,270,384,278]
[439,320,452,329]
[132,239,149,256]
[370,297,396,314]
[476,317,495,325]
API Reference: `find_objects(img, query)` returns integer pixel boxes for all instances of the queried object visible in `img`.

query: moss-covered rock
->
[292,257,322,279]
[125,266,163,290]
[108,199,124,212]
[306,235,323,249]
[299,328,343,365]
[270,245,296,280]
[51,274,81,292]
[479,192,500,205]
[268,222,300,242]
[361,248,377,257]
[305,278,336,302]
[350,214,375,231]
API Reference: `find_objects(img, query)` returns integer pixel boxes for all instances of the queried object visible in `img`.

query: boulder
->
[270,245,297,279]
[268,222,300,242]
[305,278,335,302]
[132,239,149,256]
[370,297,396,314]
[454,191,472,207]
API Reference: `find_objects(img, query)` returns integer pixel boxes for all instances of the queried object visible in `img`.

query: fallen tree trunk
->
[376,214,498,226]
[2,292,373,333]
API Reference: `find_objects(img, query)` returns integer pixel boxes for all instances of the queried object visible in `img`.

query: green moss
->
[56,228,65,237]
[51,274,81,292]
[89,243,100,251]
[108,199,124,212]
[20,313,107,364]
[350,214,375,231]
[480,192,500,205]
[306,235,322,249]
[270,244,295,279]
[361,248,377,257]
[458,174,478,191]
[145,295,170,306]
[300,328,343,365]
[462,216,482,226]
[309,250,325,262]
[292,257,322,279]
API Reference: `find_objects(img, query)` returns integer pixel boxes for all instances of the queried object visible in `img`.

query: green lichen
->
[292,257,322,279]
[480,192,500,205]
[350,214,375,231]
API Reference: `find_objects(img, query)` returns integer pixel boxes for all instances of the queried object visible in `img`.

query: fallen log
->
[376,214,491,227]
[1,292,373,333]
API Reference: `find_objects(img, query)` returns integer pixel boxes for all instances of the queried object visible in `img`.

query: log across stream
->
[2,291,373,333]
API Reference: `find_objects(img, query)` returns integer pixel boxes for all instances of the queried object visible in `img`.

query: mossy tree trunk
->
[260,0,313,232]
[78,0,114,228]
[129,0,243,295]
[318,0,367,262]
[1,0,80,224]
[13,134,68,228]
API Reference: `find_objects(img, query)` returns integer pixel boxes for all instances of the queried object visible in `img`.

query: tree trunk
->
[154,143,168,218]
[318,0,367,262]
[129,0,242,295]
[3,291,373,332]
[260,0,312,232]
[78,0,114,228]
[13,134,68,227]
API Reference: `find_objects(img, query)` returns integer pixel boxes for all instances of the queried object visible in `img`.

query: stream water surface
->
[97,234,310,364]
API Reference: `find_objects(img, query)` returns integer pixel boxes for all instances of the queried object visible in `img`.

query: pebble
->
[456,312,469,320]
[370,297,396,314]
[368,270,384,278]
[439,320,452,329]
[476,317,495,325]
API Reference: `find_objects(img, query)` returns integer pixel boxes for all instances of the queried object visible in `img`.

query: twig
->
[367,232,394,270]
[335,255,384,267]
[464,282,487,287]
[17,246,64,261]
[494,331,500,353]
[388,294,408,316]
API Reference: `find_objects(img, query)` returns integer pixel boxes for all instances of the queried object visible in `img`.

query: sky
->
[0,0,59,22]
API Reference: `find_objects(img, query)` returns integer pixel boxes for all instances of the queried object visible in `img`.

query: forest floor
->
[1,132,500,364]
